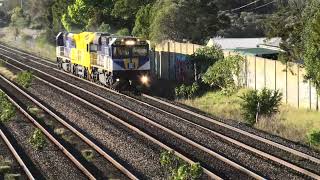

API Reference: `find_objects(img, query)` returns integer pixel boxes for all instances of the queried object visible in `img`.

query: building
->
[208,37,282,60]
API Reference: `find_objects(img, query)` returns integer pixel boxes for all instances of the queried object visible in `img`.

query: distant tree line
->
[0,0,283,44]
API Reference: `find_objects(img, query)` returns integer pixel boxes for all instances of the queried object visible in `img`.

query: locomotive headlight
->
[125,40,136,46]
[141,75,149,84]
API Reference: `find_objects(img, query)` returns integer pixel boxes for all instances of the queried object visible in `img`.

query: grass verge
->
[179,89,320,149]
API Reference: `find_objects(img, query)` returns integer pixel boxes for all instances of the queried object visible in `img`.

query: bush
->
[189,45,224,81]
[29,129,47,150]
[307,130,320,146]
[175,82,199,99]
[0,91,16,123]
[16,71,33,88]
[160,150,203,180]
[203,55,244,93]
[240,88,282,125]
[98,23,111,32]
[116,28,130,36]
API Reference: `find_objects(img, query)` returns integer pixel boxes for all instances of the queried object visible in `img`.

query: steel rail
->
[0,53,264,179]
[2,47,319,178]
[2,44,319,167]
[0,128,35,180]
[0,73,138,180]
[1,45,320,178]
[0,76,96,180]
[0,54,224,180]
[142,93,320,165]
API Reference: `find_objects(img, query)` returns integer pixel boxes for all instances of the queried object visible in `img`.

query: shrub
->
[29,129,47,150]
[160,150,203,180]
[0,91,16,123]
[240,88,282,125]
[175,82,199,99]
[98,23,111,32]
[189,45,224,81]
[202,55,244,93]
[307,130,320,146]
[16,71,33,88]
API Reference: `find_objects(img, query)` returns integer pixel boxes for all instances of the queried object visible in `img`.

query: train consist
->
[56,32,151,91]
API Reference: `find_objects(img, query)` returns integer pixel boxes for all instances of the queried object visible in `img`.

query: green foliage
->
[218,12,266,38]
[240,88,282,126]
[29,129,47,150]
[160,150,203,180]
[149,0,229,44]
[189,45,224,81]
[132,4,153,39]
[202,55,244,93]
[307,130,320,146]
[116,28,130,36]
[303,8,320,94]
[98,22,111,32]
[10,7,30,28]
[0,91,16,123]
[175,83,199,99]
[81,149,94,162]
[16,71,33,88]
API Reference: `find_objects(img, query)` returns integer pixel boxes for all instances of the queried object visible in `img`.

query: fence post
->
[286,62,288,104]
[264,58,266,88]
[275,60,277,91]
[255,56,257,90]
[297,65,300,108]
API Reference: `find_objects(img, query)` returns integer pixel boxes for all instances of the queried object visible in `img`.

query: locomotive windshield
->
[113,46,130,58]
[112,46,148,58]
[132,46,148,57]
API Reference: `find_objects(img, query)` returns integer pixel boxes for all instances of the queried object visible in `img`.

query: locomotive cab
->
[56,32,151,91]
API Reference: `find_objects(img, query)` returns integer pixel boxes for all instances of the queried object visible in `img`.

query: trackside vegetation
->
[160,150,203,180]
[240,88,282,126]
[0,91,16,123]
[29,129,47,150]
[16,71,33,88]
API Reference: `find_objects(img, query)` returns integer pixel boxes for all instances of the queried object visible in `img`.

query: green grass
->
[179,89,320,149]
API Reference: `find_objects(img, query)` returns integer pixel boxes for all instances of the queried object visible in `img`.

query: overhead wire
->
[249,1,276,11]
[230,0,262,12]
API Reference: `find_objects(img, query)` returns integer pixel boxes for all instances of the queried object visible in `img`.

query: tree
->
[112,0,155,30]
[218,12,266,38]
[265,0,306,63]
[132,4,153,39]
[98,22,111,32]
[149,0,229,44]
[116,28,130,36]
[303,8,320,94]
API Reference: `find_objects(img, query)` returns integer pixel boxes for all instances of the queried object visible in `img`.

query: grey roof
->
[207,37,281,50]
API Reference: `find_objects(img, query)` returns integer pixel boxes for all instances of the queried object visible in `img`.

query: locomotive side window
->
[90,44,98,52]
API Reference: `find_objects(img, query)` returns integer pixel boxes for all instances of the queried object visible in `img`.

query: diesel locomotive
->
[56,32,151,90]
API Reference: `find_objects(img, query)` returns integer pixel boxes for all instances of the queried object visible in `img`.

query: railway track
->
[0,53,222,179]
[0,43,320,179]
[0,73,137,179]
[0,79,97,179]
[0,127,34,180]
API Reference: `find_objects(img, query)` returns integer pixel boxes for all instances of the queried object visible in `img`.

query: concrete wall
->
[226,51,319,110]
[152,41,319,110]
